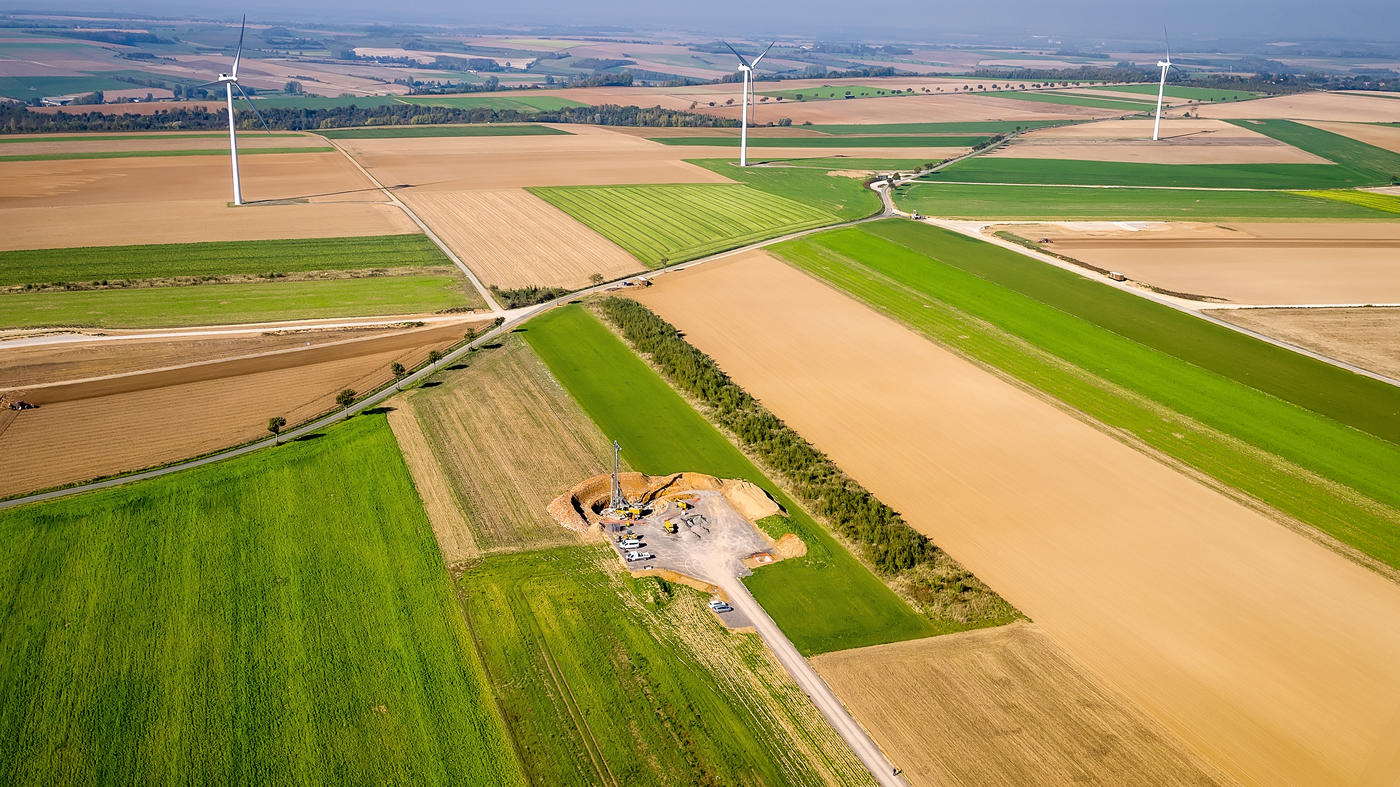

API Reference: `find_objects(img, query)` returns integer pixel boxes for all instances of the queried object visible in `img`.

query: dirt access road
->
[635,251,1400,786]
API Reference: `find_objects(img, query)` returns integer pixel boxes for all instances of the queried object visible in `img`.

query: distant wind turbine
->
[197,16,272,205]
[722,41,775,167]
[1152,27,1177,142]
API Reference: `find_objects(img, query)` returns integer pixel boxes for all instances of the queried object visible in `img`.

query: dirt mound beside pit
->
[547,471,784,532]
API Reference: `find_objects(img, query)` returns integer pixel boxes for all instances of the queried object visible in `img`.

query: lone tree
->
[427,349,443,364]
[589,273,605,285]
[491,316,505,330]
[391,361,406,379]
[336,389,356,409]
[267,416,287,440]
[464,326,477,344]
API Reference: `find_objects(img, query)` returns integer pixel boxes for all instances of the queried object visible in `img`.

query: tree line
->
[0,102,739,134]
[598,297,938,573]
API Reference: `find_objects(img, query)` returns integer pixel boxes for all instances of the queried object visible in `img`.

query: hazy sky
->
[17,0,1400,42]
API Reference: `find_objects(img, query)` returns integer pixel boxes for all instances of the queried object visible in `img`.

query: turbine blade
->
[234,82,272,133]
[750,41,776,68]
[232,15,246,77]
[721,40,750,68]
[1163,25,1171,61]
[193,80,221,89]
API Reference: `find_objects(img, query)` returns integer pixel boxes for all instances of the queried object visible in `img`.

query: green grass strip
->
[773,222,1400,570]
[650,135,988,148]
[1227,119,1400,184]
[982,90,1153,111]
[894,182,1395,219]
[523,305,937,655]
[1084,84,1261,102]
[928,157,1372,189]
[315,124,567,139]
[0,414,525,784]
[0,234,449,287]
[0,147,330,162]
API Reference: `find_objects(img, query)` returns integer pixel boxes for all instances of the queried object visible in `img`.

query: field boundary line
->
[323,137,501,311]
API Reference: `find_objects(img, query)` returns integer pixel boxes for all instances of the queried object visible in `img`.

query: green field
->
[246,95,407,110]
[758,157,941,171]
[523,306,937,654]
[0,75,134,100]
[758,85,906,101]
[1086,84,1261,102]
[0,274,472,329]
[1295,188,1400,213]
[1228,119,1400,183]
[0,146,331,162]
[0,414,524,784]
[928,156,1371,188]
[807,120,1064,135]
[650,135,990,148]
[315,124,567,139]
[0,132,304,144]
[528,183,839,266]
[0,234,449,287]
[895,182,1396,219]
[401,94,588,111]
[982,90,1153,112]
[771,221,1400,570]
[690,158,884,220]
[461,545,864,784]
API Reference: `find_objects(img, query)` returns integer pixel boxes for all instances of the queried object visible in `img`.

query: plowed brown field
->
[1002,221,1400,304]
[0,133,327,157]
[0,321,471,497]
[1215,306,1400,381]
[635,250,1400,786]
[1196,91,1400,122]
[1302,120,1400,153]
[812,622,1228,786]
[0,151,415,249]
[339,125,732,191]
[400,189,643,289]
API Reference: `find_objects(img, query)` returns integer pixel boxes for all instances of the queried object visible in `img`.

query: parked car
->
[625,551,655,562]
[619,539,643,549]
[708,599,733,612]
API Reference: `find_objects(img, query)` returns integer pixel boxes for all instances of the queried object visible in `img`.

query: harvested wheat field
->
[994,118,1326,164]
[635,250,1400,786]
[1002,221,1400,304]
[400,189,642,289]
[340,125,732,191]
[0,152,414,250]
[0,133,327,158]
[0,320,471,497]
[1197,91,1400,122]
[1303,120,1400,153]
[1214,306,1400,381]
[812,622,1228,785]
[694,92,1109,125]
[392,335,615,562]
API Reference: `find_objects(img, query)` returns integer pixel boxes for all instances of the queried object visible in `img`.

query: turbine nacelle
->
[1156,60,1171,68]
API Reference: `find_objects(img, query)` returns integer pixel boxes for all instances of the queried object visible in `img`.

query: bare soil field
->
[635,250,1400,787]
[400,189,642,289]
[696,93,1111,125]
[812,622,1228,786]
[1303,120,1400,153]
[1002,221,1400,304]
[994,118,1327,164]
[0,321,469,498]
[0,323,410,388]
[1196,91,1400,122]
[1215,306,1400,381]
[395,335,616,560]
[0,133,326,157]
[0,151,415,249]
[341,125,732,191]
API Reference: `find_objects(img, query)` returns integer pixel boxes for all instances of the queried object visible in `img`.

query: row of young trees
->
[0,102,739,134]
[598,297,937,574]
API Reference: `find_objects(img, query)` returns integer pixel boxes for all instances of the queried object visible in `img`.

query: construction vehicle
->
[663,521,679,535]
[674,500,692,511]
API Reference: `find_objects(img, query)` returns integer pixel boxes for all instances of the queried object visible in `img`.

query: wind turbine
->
[722,41,775,167]
[199,16,271,205]
[1152,27,1176,142]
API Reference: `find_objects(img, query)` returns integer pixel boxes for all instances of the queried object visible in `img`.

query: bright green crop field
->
[758,85,906,100]
[650,135,989,148]
[895,182,1395,219]
[315,124,566,138]
[771,221,1400,571]
[400,94,587,111]
[1228,119,1400,183]
[0,146,331,162]
[1085,84,1261,102]
[245,95,407,109]
[927,156,1372,188]
[0,234,450,287]
[0,415,524,785]
[528,183,838,266]
[461,545,853,784]
[807,120,1064,135]
[0,274,474,329]
[523,305,937,654]
[690,158,884,220]
[982,90,1153,111]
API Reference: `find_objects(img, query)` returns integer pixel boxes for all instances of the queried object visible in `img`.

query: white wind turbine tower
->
[1152,27,1176,141]
[199,16,272,205]
[722,41,775,167]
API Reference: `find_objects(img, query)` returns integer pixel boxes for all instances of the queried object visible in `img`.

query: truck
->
[625,551,655,562]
